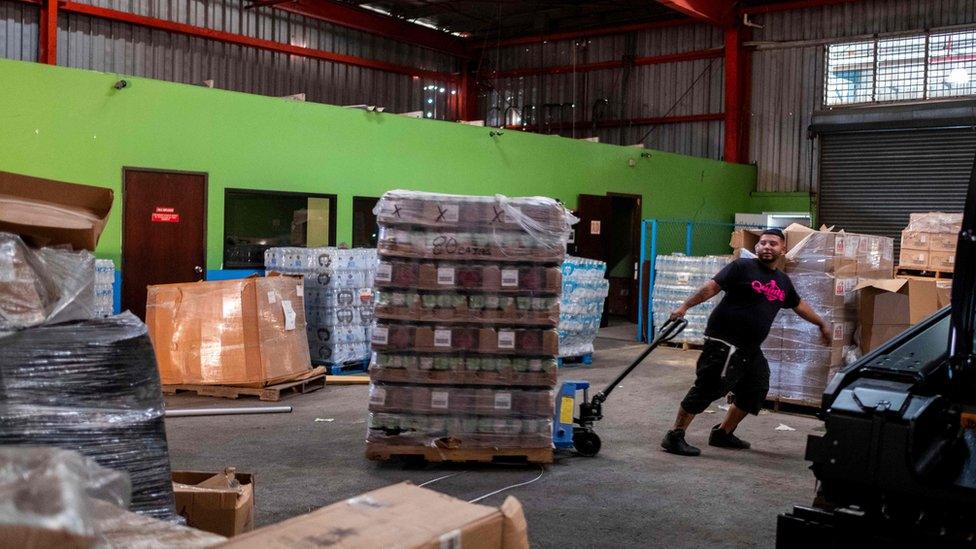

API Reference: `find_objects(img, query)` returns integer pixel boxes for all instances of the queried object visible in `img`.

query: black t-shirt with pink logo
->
[705,258,801,351]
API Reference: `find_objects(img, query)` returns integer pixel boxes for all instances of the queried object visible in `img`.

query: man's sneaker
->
[708,425,751,449]
[661,429,701,456]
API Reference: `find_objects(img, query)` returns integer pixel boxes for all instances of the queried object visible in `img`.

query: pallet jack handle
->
[591,318,688,407]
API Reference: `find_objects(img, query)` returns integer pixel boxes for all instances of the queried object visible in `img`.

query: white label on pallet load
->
[494,392,512,410]
[834,237,845,255]
[920,233,928,243]
[222,296,239,319]
[437,267,455,285]
[371,326,389,345]
[431,390,450,409]
[375,263,392,283]
[833,323,845,341]
[844,236,859,258]
[369,386,386,406]
[501,268,519,287]
[435,329,452,347]
[884,244,893,262]
[281,301,296,330]
[835,278,856,296]
[296,284,303,297]
[439,530,461,549]
[498,330,516,349]
[267,291,277,304]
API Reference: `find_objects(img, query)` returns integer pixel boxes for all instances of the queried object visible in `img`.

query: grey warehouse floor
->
[165,332,822,549]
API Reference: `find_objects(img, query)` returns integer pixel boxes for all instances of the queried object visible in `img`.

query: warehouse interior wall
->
[0,59,779,270]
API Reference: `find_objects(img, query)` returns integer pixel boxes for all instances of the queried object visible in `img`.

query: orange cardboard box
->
[173,471,255,538]
[146,275,312,387]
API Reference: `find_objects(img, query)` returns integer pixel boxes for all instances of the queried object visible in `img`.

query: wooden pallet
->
[163,373,326,402]
[763,398,820,417]
[895,267,954,280]
[325,374,370,385]
[365,443,553,464]
[662,341,703,351]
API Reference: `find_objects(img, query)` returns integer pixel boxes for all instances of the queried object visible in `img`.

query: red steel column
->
[723,24,751,164]
[38,0,58,64]
[457,63,479,121]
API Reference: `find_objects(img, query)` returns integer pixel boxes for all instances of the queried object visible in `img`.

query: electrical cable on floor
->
[418,471,466,487]
[467,465,546,504]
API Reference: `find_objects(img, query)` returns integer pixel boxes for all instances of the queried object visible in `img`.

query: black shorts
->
[680,339,769,416]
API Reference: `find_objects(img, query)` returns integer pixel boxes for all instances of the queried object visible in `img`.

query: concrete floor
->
[164,335,823,548]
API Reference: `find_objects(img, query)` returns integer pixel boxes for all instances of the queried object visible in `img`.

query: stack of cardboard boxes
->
[732,224,894,407]
[367,190,573,460]
[898,212,962,272]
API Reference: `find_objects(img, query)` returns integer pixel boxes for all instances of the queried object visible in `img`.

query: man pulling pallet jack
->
[660,228,832,456]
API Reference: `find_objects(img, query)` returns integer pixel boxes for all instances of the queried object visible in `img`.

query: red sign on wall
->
[151,206,180,223]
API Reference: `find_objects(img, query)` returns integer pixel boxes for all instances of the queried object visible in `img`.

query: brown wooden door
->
[575,194,613,262]
[122,169,207,320]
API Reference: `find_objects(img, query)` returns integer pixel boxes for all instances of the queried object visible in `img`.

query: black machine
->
[555,318,687,457]
[776,155,976,546]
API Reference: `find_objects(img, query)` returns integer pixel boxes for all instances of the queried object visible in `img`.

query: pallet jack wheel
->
[573,429,602,457]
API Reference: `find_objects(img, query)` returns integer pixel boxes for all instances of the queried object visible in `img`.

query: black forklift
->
[776,154,976,546]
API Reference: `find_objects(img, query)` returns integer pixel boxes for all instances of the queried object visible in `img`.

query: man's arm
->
[794,300,832,345]
[669,280,721,320]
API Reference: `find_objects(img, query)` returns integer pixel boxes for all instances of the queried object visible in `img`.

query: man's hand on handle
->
[669,306,687,322]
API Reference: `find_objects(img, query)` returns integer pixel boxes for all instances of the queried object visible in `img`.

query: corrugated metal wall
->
[0,0,459,116]
[749,0,976,192]
[0,0,37,61]
[478,23,725,159]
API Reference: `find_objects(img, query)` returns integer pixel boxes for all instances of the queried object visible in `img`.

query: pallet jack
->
[553,318,688,456]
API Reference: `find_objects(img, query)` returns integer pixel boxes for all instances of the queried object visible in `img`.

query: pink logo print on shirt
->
[751,279,786,302]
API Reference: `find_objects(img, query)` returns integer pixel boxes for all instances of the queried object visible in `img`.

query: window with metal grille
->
[825,29,976,106]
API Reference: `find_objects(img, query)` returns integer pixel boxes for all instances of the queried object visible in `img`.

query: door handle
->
[194,265,204,275]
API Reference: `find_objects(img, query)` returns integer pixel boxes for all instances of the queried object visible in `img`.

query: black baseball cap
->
[761,228,786,240]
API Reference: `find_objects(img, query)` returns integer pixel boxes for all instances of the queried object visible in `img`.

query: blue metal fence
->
[637,220,765,342]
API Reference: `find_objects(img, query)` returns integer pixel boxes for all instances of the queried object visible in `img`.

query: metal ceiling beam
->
[485,48,723,79]
[274,0,471,58]
[740,0,862,14]
[475,18,695,49]
[656,0,734,27]
[19,0,457,82]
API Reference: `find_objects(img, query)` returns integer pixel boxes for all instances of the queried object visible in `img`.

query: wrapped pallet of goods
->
[558,256,608,360]
[265,247,378,370]
[367,191,575,462]
[749,225,894,407]
[898,211,963,274]
[651,254,731,345]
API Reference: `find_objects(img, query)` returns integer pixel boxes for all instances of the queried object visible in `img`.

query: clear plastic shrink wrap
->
[368,191,574,452]
[0,313,176,520]
[558,256,608,358]
[651,254,731,345]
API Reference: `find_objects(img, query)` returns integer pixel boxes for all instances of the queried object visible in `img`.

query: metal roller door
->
[819,127,975,254]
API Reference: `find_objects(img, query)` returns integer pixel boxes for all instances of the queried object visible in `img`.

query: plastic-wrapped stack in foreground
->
[94,259,116,317]
[898,211,963,272]
[651,254,731,345]
[558,256,608,358]
[367,191,575,461]
[762,226,894,406]
[0,232,95,333]
[0,313,177,520]
[265,247,378,366]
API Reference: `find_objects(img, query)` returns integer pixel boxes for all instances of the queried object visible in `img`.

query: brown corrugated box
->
[218,482,529,549]
[146,274,312,387]
[855,278,943,353]
[900,230,931,251]
[928,250,956,271]
[0,170,113,251]
[898,248,929,269]
[173,471,255,538]
[928,233,957,252]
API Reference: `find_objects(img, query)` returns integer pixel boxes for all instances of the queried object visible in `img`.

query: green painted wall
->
[0,59,765,268]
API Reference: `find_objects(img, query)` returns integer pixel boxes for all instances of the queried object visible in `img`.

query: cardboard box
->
[146,275,312,386]
[928,250,956,271]
[928,233,957,253]
[0,170,113,251]
[900,230,931,251]
[898,248,929,269]
[855,278,942,352]
[218,482,529,549]
[173,471,254,538]
[92,497,226,548]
